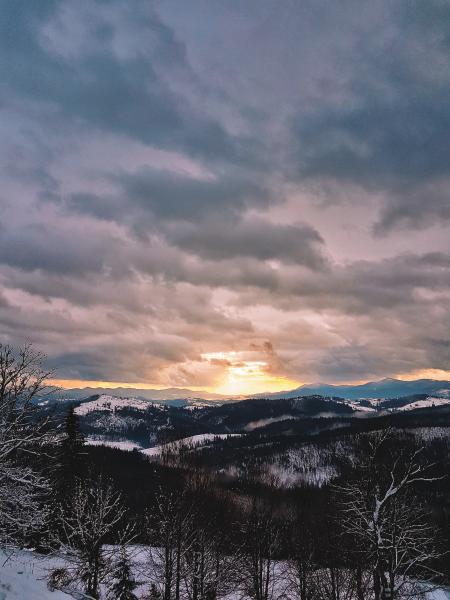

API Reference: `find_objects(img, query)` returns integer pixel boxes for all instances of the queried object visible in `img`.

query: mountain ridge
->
[46,377,450,403]
[251,378,450,401]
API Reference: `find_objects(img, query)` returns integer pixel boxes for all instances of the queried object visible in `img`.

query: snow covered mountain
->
[255,378,450,400]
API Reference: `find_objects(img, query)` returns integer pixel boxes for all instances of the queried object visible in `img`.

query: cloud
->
[66,166,272,228]
[0,0,249,165]
[1,0,449,388]
[287,1,450,232]
[163,217,327,268]
[374,179,450,233]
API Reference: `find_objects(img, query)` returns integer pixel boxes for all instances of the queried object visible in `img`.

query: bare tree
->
[312,567,368,600]
[182,522,238,600]
[0,343,54,548]
[54,477,128,599]
[239,500,285,600]
[146,487,195,600]
[337,432,443,600]
[287,515,317,600]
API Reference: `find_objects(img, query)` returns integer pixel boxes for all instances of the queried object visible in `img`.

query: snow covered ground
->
[0,550,69,600]
[1,548,449,599]
[399,397,450,411]
[85,438,143,451]
[343,400,377,412]
[84,432,241,458]
[142,433,241,457]
[75,395,154,415]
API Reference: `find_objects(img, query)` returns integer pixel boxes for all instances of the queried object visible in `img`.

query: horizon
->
[1,1,450,396]
[48,370,450,398]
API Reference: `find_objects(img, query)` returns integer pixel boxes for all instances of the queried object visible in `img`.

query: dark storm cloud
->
[63,167,327,269]
[0,0,250,165]
[374,180,450,233]
[166,218,327,268]
[68,167,272,227]
[0,223,116,275]
[289,0,450,232]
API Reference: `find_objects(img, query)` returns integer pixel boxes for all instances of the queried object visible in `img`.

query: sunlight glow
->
[202,351,300,396]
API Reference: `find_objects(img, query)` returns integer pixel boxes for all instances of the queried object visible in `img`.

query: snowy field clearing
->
[0,546,450,600]
[85,438,143,451]
[84,433,241,457]
[1,548,449,599]
[75,395,155,415]
[399,397,450,411]
[343,400,377,412]
[142,433,241,456]
[0,551,69,600]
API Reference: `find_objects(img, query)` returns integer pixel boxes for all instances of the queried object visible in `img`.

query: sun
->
[202,351,300,396]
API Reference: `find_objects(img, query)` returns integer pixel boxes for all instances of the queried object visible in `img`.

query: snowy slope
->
[343,400,377,412]
[75,395,153,415]
[399,397,450,411]
[0,548,448,600]
[0,551,71,600]
[142,433,241,456]
[85,438,143,451]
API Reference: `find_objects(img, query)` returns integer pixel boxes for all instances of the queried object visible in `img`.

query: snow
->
[85,438,143,452]
[75,395,152,415]
[1,548,449,599]
[410,427,450,442]
[399,397,450,411]
[82,432,240,457]
[0,550,71,600]
[142,433,240,456]
[423,585,450,599]
[344,400,377,412]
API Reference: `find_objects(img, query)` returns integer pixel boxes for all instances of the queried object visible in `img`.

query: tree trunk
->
[374,569,381,600]
[356,567,364,600]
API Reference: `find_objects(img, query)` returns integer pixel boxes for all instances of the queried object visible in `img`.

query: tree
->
[55,477,127,599]
[337,432,443,600]
[0,343,54,548]
[108,544,138,600]
[182,474,237,600]
[58,404,85,498]
[146,487,194,600]
[239,500,284,600]
[287,512,317,600]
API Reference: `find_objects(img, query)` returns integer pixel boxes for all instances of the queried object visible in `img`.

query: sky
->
[1,0,450,396]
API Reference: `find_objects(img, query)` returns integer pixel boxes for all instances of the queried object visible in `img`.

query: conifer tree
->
[59,404,85,497]
[109,545,138,600]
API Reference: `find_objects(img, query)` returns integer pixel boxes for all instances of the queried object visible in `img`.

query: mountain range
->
[257,378,450,401]
[49,378,450,403]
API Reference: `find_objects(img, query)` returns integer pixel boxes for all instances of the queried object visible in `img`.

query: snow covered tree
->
[108,544,138,600]
[0,343,54,548]
[337,432,443,600]
[55,477,127,599]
